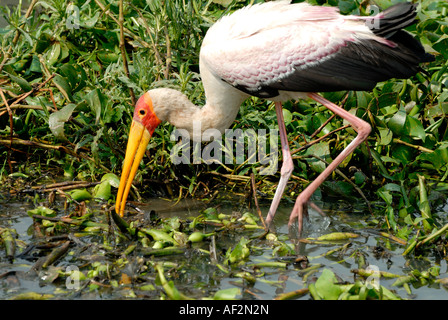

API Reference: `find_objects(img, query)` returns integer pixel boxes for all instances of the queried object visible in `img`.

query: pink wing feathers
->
[200,1,433,98]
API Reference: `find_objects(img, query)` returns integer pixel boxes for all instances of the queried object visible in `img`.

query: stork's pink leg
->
[265,102,294,228]
[290,93,371,233]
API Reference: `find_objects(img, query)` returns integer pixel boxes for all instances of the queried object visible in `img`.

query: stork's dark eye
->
[139,109,146,116]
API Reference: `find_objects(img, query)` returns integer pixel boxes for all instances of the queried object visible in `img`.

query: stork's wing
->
[200,2,432,98]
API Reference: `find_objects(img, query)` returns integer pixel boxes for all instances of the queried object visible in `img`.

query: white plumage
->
[201,1,392,96]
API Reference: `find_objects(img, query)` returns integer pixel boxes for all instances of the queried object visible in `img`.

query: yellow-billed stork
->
[115,1,434,232]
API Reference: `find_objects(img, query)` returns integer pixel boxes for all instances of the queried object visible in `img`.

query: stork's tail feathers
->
[370,2,417,38]
[369,2,435,64]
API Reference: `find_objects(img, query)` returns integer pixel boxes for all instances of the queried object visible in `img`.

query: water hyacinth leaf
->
[305,141,330,173]
[387,107,407,136]
[282,108,293,126]
[378,127,393,145]
[354,171,366,185]
[85,89,108,124]
[82,11,101,28]
[93,181,111,201]
[390,143,414,164]
[313,269,341,300]
[58,63,86,93]
[46,42,61,66]
[101,173,120,188]
[322,181,354,198]
[212,288,241,300]
[97,51,120,64]
[382,183,402,193]
[316,232,359,241]
[417,146,448,170]
[404,116,426,142]
[27,206,56,217]
[202,207,219,220]
[225,236,250,265]
[53,74,73,101]
[141,228,179,245]
[68,189,92,202]
[433,34,448,59]
[30,54,42,73]
[188,231,214,243]
[356,91,372,109]
[8,73,32,92]
[48,103,78,140]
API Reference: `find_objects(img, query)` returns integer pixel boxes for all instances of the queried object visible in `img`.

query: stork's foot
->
[288,198,326,234]
[288,198,309,234]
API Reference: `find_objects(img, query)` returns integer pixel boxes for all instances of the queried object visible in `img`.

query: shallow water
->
[0,196,447,300]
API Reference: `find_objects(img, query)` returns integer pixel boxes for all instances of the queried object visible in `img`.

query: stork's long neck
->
[151,63,248,142]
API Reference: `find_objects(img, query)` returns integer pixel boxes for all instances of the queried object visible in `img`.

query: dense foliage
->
[0,0,447,239]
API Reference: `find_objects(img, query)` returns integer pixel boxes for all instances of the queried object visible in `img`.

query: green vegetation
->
[0,0,447,300]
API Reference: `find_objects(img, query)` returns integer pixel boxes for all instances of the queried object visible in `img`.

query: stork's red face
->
[115,92,161,216]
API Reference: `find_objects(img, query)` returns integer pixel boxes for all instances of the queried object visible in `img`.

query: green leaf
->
[27,206,56,218]
[93,181,111,201]
[390,143,414,164]
[141,228,179,246]
[8,74,32,92]
[417,146,448,170]
[53,74,73,101]
[85,89,109,124]
[225,236,250,265]
[405,116,426,142]
[101,173,120,188]
[212,288,240,300]
[46,42,61,66]
[30,54,42,73]
[48,103,78,140]
[305,141,330,173]
[68,189,92,201]
[378,127,393,145]
[387,107,407,136]
[314,269,342,300]
[282,108,292,126]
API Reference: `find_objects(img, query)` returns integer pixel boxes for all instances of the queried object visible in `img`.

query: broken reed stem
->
[291,124,350,156]
[0,137,111,173]
[250,173,266,229]
[393,138,434,153]
[0,74,56,110]
[9,181,100,195]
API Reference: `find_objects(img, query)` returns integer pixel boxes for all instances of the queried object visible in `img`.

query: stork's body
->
[116,1,433,232]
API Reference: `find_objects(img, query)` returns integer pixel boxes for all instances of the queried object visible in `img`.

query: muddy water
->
[1,196,447,300]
